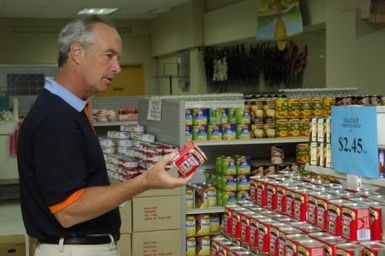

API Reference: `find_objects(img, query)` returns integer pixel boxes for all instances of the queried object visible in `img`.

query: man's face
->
[80,22,122,95]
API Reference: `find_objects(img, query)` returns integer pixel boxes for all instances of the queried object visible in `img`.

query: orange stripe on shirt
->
[49,188,85,214]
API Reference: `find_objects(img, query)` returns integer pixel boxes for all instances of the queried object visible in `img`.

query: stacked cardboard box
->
[117,183,183,255]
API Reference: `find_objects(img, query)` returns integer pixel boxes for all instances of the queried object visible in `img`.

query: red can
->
[267,180,280,211]
[250,176,258,202]
[276,182,293,214]
[241,212,264,245]
[309,232,333,241]
[223,205,243,235]
[335,243,364,256]
[315,236,347,256]
[278,227,304,256]
[365,201,385,241]
[327,199,348,236]
[239,201,257,209]
[232,208,250,239]
[307,191,324,225]
[255,177,271,207]
[355,188,379,198]
[248,216,259,249]
[341,202,371,241]
[290,221,324,234]
[211,237,232,256]
[323,183,344,190]
[257,218,278,253]
[269,223,292,256]
[284,234,309,256]
[293,188,310,221]
[361,241,385,256]
[285,186,302,217]
[315,193,339,230]
[297,239,325,256]
[369,195,385,203]
[172,142,206,177]
[227,245,250,255]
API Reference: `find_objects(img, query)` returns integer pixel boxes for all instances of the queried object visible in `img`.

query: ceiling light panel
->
[77,8,118,15]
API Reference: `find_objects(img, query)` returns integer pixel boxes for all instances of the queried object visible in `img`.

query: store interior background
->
[0,0,383,97]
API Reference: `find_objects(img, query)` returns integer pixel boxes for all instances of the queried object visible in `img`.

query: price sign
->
[147,97,162,121]
[331,106,379,178]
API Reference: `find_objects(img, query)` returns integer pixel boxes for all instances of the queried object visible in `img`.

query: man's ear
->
[69,42,83,65]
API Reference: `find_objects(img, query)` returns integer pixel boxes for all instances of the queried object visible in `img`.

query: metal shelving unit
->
[186,206,225,215]
[138,97,308,255]
[194,137,309,146]
[306,164,385,188]
[93,121,138,127]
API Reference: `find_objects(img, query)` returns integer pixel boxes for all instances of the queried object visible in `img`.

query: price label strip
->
[331,106,379,178]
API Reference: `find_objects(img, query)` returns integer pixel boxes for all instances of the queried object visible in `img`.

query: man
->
[17,15,192,256]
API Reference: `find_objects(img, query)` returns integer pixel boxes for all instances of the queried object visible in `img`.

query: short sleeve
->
[32,126,87,206]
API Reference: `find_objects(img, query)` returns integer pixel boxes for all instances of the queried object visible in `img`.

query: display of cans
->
[210,214,221,232]
[284,233,309,256]
[197,236,211,256]
[208,124,222,140]
[327,199,348,236]
[186,215,196,236]
[335,243,363,256]
[172,142,207,177]
[340,202,370,241]
[184,125,192,142]
[316,193,338,230]
[257,218,278,253]
[269,223,292,256]
[297,239,325,256]
[276,98,288,118]
[186,237,196,256]
[361,241,385,256]
[278,227,304,256]
[196,214,211,235]
[193,108,208,125]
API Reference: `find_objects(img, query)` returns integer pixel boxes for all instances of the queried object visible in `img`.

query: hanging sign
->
[331,106,379,178]
[147,97,162,121]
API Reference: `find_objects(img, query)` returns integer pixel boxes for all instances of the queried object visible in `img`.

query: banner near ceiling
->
[256,0,304,50]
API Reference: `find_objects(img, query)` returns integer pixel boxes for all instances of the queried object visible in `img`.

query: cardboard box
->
[0,235,25,256]
[133,195,181,232]
[135,187,181,198]
[117,234,131,256]
[119,200,132,234]
[132,230,181,256]
[29,237,38,256]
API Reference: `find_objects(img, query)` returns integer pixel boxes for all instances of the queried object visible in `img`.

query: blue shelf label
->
[331,106,379,178]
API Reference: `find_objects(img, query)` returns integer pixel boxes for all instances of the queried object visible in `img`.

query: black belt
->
[40,234,120,245]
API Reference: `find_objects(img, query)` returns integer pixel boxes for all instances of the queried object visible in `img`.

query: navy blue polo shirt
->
[17,87,121,241]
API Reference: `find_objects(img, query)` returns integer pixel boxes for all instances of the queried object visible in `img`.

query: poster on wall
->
[256,0,303,50]
[370,0,385,23]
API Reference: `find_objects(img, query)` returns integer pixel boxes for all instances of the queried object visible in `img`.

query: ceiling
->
[0,0,190,19]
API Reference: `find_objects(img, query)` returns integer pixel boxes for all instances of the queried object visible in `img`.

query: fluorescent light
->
[77,8,119,15]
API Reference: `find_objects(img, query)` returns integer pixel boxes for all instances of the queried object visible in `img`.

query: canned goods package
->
[172,142,207,177]
[196,214,211,235]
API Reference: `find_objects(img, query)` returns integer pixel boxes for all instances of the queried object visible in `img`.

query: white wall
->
[325,0,385,94]
[0,18,158,95]
[150,0,204,57]
[203,0,259,46]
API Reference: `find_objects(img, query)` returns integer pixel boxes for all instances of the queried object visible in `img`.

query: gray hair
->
[57,15,116,67]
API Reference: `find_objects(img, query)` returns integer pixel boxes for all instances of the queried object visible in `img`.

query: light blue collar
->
[44,77,86,112]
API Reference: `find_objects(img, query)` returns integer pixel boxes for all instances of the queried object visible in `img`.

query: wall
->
[152,0,326,95]
[0,18,158,95]
[149,0,204,57]
[325,0,385,94]
[203,0,259,46]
